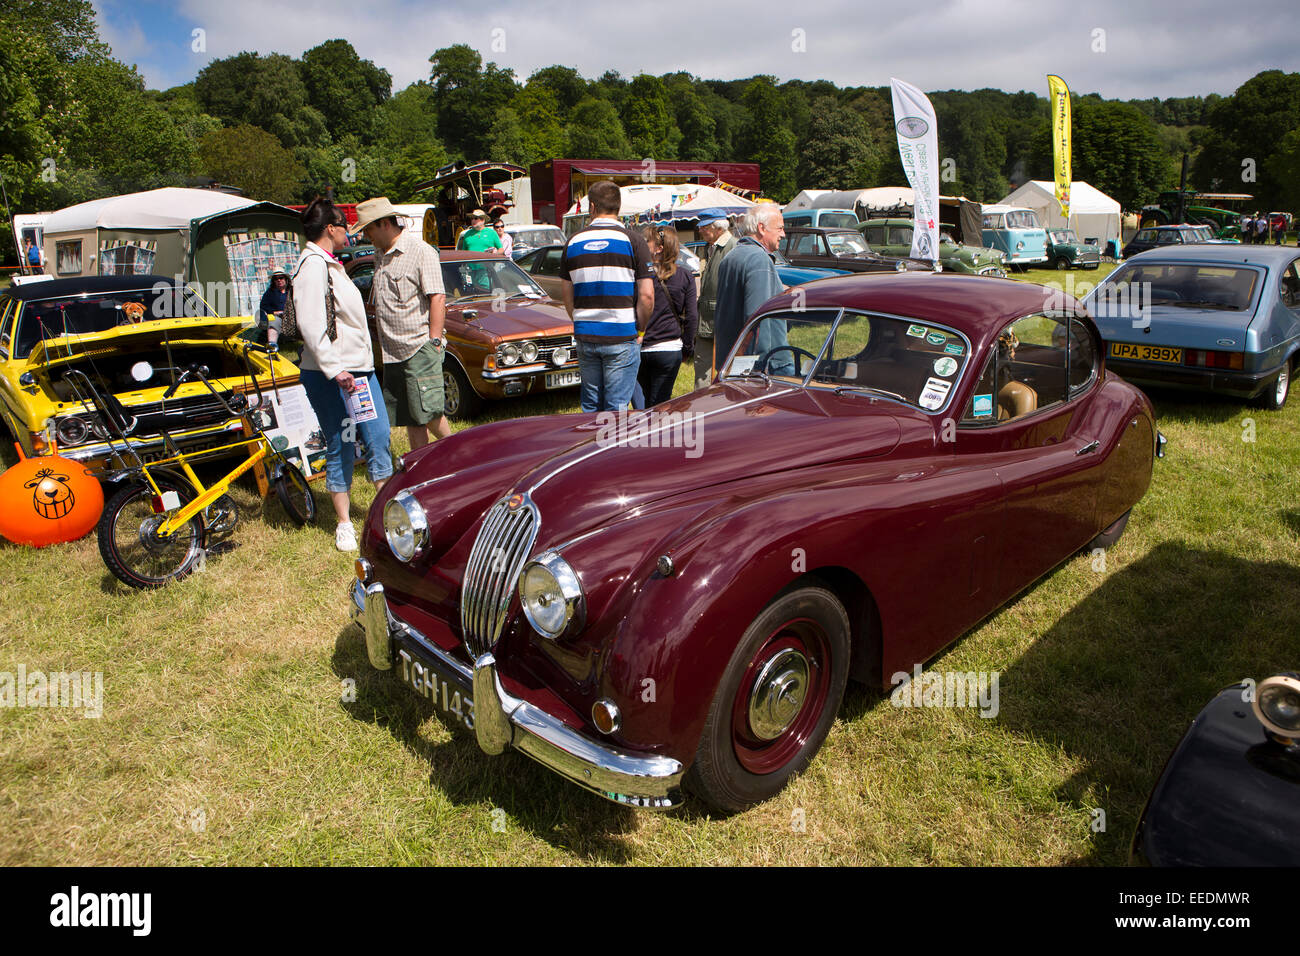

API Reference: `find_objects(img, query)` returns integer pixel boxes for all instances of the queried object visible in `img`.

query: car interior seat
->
[998,380,1038,420]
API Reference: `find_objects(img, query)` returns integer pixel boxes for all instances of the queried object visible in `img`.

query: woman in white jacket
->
[288,199,392,551]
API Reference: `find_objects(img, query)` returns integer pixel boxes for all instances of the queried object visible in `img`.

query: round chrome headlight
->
[519,340,539,364]
[1254,673,1300,741]
[518,551,585,639]
[384,491,428,562]
[498,343,520,366]
[55,416,89,446]
[552,346,570,367]
[894,259,907,272]
[1015,240,1025,250]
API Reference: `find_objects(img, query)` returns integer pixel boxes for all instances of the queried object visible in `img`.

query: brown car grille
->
[460,494,540,659]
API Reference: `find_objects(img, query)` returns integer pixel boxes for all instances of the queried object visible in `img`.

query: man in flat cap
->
[456,208,504,254]
[355,197,451,448]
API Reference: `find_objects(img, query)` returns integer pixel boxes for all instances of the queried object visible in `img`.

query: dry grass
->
[2,270,1298,865]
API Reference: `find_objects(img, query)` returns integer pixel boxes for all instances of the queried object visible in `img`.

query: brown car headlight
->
[1254,674,1300,742]
[384,491,428,562]
[518,551,584,639]
[498,343,520,366]
[519,340,539,364]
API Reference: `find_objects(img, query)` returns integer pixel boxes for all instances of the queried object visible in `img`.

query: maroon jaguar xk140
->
[349,273,1163,812]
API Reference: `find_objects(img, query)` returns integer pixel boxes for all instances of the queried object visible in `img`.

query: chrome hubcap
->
[1278,368,1289,403]
[445,374,460,415]
[748,649,810,740]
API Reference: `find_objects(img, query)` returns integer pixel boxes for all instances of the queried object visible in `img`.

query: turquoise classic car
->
[1045,229,1101,270]
[859,218,1006,276]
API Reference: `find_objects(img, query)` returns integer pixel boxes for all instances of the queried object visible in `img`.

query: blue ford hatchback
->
[1084,245,1300,408]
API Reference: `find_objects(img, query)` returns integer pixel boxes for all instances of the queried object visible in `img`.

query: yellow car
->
[0,275,299,474]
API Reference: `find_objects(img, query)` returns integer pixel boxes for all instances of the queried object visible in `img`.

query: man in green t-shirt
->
[456,209,504,253]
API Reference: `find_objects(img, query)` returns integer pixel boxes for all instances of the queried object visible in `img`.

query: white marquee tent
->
[998,180,1122,248]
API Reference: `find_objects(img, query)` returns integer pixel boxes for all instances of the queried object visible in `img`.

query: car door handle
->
[1076,440,1100,456]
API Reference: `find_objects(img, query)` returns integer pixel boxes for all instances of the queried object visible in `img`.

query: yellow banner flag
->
[1047,74,1071,219]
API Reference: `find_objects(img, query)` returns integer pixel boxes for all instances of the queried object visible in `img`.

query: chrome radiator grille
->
[460,494,540,658]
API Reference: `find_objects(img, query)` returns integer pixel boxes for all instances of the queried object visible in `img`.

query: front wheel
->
[1055,257,1068,270]
[272,461,316,526]
[1257,361,1291,410]
[686,585,850,813]
[444,359,483,419]
[98,476,205,589]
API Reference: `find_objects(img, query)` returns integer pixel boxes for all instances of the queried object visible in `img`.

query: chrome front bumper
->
[349,579,685,809]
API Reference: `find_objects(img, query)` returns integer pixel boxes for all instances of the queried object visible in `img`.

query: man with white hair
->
[712,203,786,371]
[694,210,737,387]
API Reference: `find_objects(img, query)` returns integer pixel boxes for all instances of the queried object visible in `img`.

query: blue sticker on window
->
[973,393,994,418]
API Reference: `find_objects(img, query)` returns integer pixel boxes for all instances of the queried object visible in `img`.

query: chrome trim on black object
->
[461,493,540,658]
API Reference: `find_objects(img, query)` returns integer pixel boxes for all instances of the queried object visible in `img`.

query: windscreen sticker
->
[906,324,927,338]
[918,377,952,410]
[933,356,958,377]
[925,331,947,346]
[944,342,965,355]
[973,393,994,418]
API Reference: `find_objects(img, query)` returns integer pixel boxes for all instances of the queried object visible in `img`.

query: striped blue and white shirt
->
[559,218,654,342]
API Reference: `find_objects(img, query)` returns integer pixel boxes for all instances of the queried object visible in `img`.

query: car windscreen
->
[1050,230,1077,244]
[826,232,872,256]
[722,309,970,412]
[1097,263,1260,311]
[819,213,859,229]
[441,258,545,301]
[1005,211,1040,229]
[14,286,212,358]
[511,228,564,250]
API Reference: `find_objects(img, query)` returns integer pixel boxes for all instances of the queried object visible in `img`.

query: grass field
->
[3,263,1298,866]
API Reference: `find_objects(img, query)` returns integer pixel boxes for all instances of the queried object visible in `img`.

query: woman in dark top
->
[257,272,289,344]
[637,224,698,407]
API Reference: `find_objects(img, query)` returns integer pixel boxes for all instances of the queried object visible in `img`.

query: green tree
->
[375,82,439,151]
[195,52,327,149]
[797,95,880,190]
[737,77,796,201]
[486,108,529,167]
[622,74,680,160]
[1192,71,1300,210]
[198,124,305,202]
[300,39,391,143]
[380,142,448,202]
[528,65,587,112]
[566,96,631,158]
[428,44,517,160]
[512,84,567,163]
[297,136,385,203]
[664,74,718,161]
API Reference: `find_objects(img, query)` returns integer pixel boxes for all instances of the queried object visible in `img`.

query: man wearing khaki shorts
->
[354,197,452,449]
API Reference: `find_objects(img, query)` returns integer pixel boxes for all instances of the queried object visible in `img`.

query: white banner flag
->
[890,77,940,262]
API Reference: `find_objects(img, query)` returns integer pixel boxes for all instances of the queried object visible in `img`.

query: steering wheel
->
[756,345,818,376]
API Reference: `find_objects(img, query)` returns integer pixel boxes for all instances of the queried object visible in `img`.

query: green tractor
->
[1139,190,1250,240]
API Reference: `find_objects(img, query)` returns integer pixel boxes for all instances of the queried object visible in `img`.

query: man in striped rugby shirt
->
[559,181,655,412]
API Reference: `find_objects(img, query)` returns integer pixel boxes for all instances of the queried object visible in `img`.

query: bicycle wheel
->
[273,461,316,526]
[97,476,205,589]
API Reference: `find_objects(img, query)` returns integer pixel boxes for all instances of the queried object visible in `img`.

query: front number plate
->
[546,371,581,389]
[396,647,474,730]
[1111,342,1183,364]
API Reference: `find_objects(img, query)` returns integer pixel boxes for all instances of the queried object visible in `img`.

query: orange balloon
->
[0,452,104,547]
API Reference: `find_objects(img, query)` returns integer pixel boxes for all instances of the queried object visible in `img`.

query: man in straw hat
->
[354,197,451,448]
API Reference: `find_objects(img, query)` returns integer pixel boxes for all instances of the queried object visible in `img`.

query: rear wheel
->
[1257,361,1291,410]
[686,585,850,813]
[98,475,204,589]
[272,461,316,526]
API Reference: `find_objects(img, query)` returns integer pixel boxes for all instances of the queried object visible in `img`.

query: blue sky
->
[94,0,1300,100]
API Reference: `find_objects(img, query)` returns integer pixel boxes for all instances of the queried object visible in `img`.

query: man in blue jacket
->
[713,204,788,375]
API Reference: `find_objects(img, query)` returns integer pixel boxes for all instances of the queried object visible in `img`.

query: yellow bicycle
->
[65,342,316,589]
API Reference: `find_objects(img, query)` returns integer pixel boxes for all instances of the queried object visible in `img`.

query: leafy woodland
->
[2,0,1298,259]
